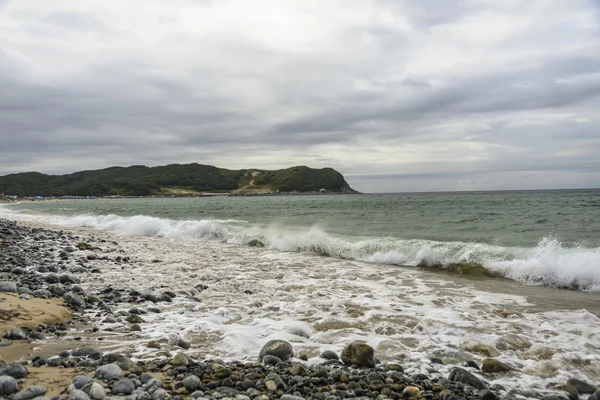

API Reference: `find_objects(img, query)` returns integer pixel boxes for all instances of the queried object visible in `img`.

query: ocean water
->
[5,190,600,291]
[2,190,600,395]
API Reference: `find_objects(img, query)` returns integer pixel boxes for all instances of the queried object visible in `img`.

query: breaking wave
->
[2,209,600,291]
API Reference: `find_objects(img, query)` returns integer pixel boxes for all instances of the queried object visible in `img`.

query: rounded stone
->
[69,389,91,400]
[0,362,28,378]
[320,350,339,361]
[13,385,48,400]
[112,378,135,395]
[82,382,105,400]
[340,341,375,367]
[182,375,201,392]
[95,363,124,381]
[257,340,294,362]
[0,375,19,396]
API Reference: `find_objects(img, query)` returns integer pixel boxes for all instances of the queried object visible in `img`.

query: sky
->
[0,0,599,193]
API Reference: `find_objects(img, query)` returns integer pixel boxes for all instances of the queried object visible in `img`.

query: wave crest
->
[3,210,600,291]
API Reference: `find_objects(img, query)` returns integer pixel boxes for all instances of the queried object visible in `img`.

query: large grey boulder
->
[0,362,28,378]
[448,367,487,390]
[0,281,17,292]
[112,378,135,395]
[82,382,105,400]
[257,340,294,362]
[0,375,20,396]
[341,341,375,367]
[13,385,48,400]
[95,363,124,381]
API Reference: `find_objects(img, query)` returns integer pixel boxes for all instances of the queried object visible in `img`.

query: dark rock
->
[0,362,28,378]
[112,378,135,395]
[177,338,191,349]
[95,363,124,381]
[3,328,28,340]
[481,358,514,373]
[29,331,46,341]
[554,385,579,400]
[465,361,480,370]
[448,367,486,390]
[341,341,375,367]
[13,385,48,400]
[258,340,294,362]
[126,314,145,324]
[589,391,600,400]
[263,355,283,366]
[567,378,597,395]
[72,375,95,390]
[64,291,86,308]
[72,348,102,358]
[479,389,500,400]
[0,375,19,396]
[32,289,52,299]
[320,350,339,361]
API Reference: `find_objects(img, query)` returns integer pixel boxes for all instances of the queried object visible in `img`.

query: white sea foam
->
[2,209,600,291]
[2,207,600,395]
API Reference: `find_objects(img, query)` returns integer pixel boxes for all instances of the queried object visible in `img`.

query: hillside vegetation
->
[0,164,358,196]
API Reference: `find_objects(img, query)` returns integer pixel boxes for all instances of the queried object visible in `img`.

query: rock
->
[48,284,66,296]
[0,375,19,396]
[147,341,161,349]
[177,338,191,349]
[13,385,48,400]
[95,363,124,381]
[403,386,421,397]
[262,355,283,366]
[171,352,189,367]
[32,289,53,299]
[72,375,95,389]
[112,378,135,395]
[72,348,102,359]
[340,341,375,367]
[247,239,264,247]
[567,378,597,394]
[495,334,532,351]
[554,385,579,400]
[589,391,600,400]
[64,291,86,308]
[29,331,46,341]
[0,281,17,292]
[69,389,91,400]
[213,365,231,379]
[461,342,500,357]
[280,396,306,400]
[320,350,339,360]
[265,380,278,392]
[82,382,105,400]
[101,353,132,370]
[448,367,487,390]
[126,314,145,324]
[290,364,309,376]
[465,360,480,370]
[480,389,500,400]
[258,340,294,362]
[3,328,28,340]
[482,358,514,373]
[130,323,142,332]
[0,362,28,378]
[182,375,201,392]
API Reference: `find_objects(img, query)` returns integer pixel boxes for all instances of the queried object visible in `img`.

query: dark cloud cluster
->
[0,0,599,192]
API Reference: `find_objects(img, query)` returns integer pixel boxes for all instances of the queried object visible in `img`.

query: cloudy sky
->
[1,0,599,192]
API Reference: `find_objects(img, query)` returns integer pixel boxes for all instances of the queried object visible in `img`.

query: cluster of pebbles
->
[1,218,600,400]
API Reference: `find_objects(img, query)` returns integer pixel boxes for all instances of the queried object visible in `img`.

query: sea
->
[2,189,600,393]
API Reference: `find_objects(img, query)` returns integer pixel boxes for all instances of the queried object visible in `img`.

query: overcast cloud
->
[1,0,599,192]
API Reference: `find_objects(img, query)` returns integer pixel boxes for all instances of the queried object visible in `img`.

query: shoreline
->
[1,218,599,399]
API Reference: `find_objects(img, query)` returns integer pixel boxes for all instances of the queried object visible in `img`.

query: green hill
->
[0,164,358,197]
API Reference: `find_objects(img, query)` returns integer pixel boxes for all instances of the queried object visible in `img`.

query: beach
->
[1,191,600,399]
